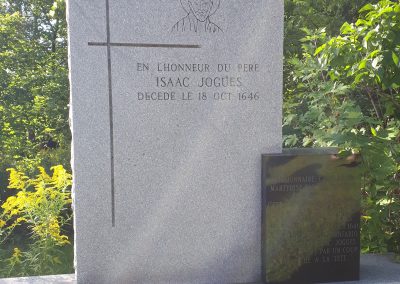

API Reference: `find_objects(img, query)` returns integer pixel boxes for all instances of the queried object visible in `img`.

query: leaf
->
[371,127,377,137]
[363,31,376,49]
[372,57,381,69]
[302,136,313,147]
[358,59,367,70]
[356,19,370,27]
[359,4,374,13]
[354,72,368,84]
[340,22,354,34]
[368,50,380,59]
[345,111,362,120]
[284,135,299,147]
[314,44,326,56]
[392,52,399,66]
[377,198,394,206]
[331,83,350,94]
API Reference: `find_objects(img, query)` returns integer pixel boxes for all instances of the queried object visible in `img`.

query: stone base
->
[0,274,74,284]
[0,254,398,284]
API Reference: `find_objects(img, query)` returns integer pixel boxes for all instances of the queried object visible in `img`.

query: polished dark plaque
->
[262,149,361,284]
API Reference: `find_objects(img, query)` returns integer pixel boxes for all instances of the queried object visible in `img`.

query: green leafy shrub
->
[284,0,400,254]
[0,1,70,182]
[0,166,73,277]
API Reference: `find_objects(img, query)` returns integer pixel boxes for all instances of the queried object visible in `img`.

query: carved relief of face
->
[188,0,213,22]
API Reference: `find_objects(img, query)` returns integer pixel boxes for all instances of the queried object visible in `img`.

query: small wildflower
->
[12,247,21,259]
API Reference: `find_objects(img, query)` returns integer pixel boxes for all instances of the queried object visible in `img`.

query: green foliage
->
[284,0,400,254]
[0,2,72,276]
[0,0,70,177]
[0,166,73,277]
[284,0,375,56]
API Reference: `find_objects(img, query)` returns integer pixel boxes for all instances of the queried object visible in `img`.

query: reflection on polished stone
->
[262,149,361,284]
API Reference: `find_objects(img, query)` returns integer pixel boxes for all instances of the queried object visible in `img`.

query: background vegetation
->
[283,0,400,255]
[0,0,73,276]
[0,0,399,277]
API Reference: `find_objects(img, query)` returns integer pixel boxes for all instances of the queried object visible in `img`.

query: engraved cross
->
[87,0,200,227]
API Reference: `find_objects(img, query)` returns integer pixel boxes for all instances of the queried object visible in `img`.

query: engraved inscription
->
[135,62,261,102]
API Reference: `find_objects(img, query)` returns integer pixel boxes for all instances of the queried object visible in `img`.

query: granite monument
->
[68,0,284,283]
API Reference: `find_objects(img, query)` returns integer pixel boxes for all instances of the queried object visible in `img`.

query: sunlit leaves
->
[284,0,400,255]
[0,0,70,173]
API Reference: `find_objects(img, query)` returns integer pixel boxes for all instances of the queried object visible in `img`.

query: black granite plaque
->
[262,149,361,284]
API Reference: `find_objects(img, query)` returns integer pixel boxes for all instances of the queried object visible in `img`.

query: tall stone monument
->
[68,0,284,283]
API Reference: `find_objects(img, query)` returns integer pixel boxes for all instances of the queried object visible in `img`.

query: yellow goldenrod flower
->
[1,166,72,254]
[13,247,21,258]
[16,217,27,224]
[6,169,28,190]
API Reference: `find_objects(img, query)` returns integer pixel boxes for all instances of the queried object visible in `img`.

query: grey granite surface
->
[335,254,400,284]
[68,0,284,283]
[0,255,399,283]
